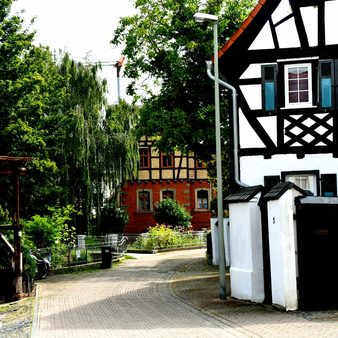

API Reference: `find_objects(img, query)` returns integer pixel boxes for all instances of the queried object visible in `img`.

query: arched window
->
[161,189,175,200]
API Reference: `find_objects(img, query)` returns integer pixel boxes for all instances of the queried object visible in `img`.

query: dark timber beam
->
[289,0,309,48]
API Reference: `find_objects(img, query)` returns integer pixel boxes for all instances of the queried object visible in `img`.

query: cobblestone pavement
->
[33,249,338,338]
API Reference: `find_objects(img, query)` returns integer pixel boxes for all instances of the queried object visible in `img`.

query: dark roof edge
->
[218,0,269,58]
[264,182,307,201]
[224,185,264,203]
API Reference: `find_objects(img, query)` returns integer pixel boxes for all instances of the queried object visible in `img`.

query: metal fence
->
[125,230,208,251]
[35,234,128,270]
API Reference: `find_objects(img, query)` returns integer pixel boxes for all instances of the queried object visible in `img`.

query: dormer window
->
[284,63,312,108]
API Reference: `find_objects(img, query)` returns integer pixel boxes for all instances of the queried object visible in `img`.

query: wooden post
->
[13,173,23,296]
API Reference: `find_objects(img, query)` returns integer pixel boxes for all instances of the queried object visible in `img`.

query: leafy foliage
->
[100,206,129,234]
[24,215,57,249]
[0,1,140,234]
[153,198,192,228]
[23,205,78,249]
[131,224,204,250]
[112,0,257,186]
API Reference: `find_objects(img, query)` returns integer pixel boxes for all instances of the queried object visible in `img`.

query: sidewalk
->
[170,250,338,337]
[33,249,338,337]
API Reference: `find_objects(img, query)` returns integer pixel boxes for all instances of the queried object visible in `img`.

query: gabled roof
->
[264,182,306,201]
[218,0,335,63]
[218,0,269,58]
[224,185,263,203]
[217,0,283,77]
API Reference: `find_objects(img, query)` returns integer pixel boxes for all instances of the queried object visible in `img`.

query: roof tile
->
[218,1,265,55]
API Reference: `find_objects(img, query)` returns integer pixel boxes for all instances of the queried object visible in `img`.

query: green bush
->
[153,199,191,228]
[23,205,78,249]
[101,206,129,234]
[24,215,57,248]
[131,225,204,250]
[23,248,37,280]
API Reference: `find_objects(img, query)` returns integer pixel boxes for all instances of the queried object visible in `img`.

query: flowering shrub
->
[131,225,204,250]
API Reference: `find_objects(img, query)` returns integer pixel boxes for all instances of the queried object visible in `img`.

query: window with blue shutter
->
[262,65,277,112]
[318,60,334,109]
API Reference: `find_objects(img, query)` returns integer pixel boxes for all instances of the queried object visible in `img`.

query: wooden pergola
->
[0,156,32,296]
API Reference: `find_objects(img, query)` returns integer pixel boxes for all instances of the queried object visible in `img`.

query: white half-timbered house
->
[218,0,338,310]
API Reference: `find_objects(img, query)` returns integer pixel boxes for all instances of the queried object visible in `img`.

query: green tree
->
[153,198,192,228]
[0,1,64,217]
[112,0,256,178]
[0,1,140,234]
[55,56,139,234]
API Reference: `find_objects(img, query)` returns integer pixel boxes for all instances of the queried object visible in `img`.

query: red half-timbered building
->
[122,137,213,233]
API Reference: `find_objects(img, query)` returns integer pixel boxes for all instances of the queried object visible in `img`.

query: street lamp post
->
[194,12,227,299]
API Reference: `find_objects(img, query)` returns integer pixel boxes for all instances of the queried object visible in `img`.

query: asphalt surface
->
[32,249,338,337]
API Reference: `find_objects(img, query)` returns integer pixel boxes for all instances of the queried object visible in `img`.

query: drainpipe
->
[206,61,248,188]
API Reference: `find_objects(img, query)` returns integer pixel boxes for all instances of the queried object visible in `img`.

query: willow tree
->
[56,54,139,233]
[0,0,139,233]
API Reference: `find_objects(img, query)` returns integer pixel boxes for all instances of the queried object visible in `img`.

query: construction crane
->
[114,56,125,102]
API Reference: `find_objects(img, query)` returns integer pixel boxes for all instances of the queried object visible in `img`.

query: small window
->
[285,174,317,195]
[321,174,337,197]
[196,189,209,210]
[262,65,277,112]
[139,147,150,169]
[318,60,334,109]
[195,159,205,168]
[161,153,174,168]
[161,189,175,200]
[284,63,312,107]
[137,190,152,212]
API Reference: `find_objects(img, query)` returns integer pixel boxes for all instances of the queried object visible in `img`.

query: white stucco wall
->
[325,0,338,45]
[240,154,338,194]
[250,0,338,49]
[229,195,264,303]
[267,188,302,310]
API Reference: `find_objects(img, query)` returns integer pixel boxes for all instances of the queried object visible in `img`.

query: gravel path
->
[0,298,33,338]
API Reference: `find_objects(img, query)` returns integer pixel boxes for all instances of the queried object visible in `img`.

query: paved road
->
[33,249,338,338]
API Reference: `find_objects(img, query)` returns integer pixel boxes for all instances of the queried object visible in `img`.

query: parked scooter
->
[30,250,51,279]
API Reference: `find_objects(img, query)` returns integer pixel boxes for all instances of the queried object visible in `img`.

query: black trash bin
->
[101,246,113,268]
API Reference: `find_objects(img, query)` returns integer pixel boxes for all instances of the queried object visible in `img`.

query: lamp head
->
[193,12,218,23]
[205,60,213,71]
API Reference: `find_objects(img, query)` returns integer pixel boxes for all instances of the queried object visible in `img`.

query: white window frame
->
[195,189,209,211]
[136,189,153,213]
[284,63,313,108]
[160,189,176,201]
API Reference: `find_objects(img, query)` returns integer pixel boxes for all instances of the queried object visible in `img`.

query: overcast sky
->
[11,0,136,103]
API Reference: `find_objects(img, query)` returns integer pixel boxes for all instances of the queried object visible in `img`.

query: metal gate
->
[296,196,338,310]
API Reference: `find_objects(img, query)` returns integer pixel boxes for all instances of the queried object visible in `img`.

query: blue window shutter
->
[321,78,332,108]
[262,65,277,112]
[265,82,275,111]
[318,60,334,109]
